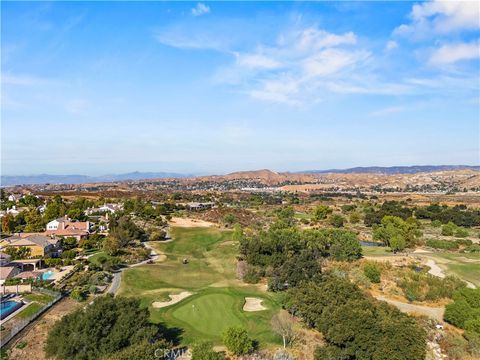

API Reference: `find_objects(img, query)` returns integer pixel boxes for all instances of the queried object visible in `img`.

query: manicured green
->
[23,292,55,304]
[119,227,282,347]
[17,302,43,319]
[428,252,480,287]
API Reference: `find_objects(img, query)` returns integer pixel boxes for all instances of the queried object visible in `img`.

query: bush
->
[431,220,442,228]
[455,228,469,238]
[363,262,381,283]
[442,222,458,236]
[425,239,458,250]
[222,327,254,355]
[191,341,223,360]
[328,214,345,228]
[444,288,480,332]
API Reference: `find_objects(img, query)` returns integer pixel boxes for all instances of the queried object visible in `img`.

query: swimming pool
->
[0,300,23,320]
[42,270,55,280]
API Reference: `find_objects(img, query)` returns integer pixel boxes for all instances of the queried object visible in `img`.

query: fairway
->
[119,226,282,346]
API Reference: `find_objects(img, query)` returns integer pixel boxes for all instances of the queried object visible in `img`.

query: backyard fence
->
[0,291,63,347]
[1,284,32,294]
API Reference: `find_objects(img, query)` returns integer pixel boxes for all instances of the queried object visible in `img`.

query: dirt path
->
[7,297,80,360]
[375,295,444,322]
[151,291,193,309]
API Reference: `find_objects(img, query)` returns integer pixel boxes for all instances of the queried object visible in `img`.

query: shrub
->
[363,262,381,283]
[455,228,469,238]
[191,341,223,360]
[431,220,442,228]
[442,222,458,236]
[222,327,254,355]
[425,239,458,250]
[328,214,345,228]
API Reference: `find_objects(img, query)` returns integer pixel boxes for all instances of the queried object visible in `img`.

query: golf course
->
[118,227,282,346]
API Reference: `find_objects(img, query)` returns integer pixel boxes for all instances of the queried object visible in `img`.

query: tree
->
[222,213,237,227]
[24,209,44,232]
[191,341,223,360]
[363,262,381,283]
[442,222,457,236]
[271,311,297,348]
[313,205,332,221]
[222,326,254,355]
[104,340,170,360]
[328,214,345,228]
[349,211,361,224]
[4,246,31,260]
[373,216,421,252]
[103,236,122,256]
[2,214,15,234]
[45,296,164,360]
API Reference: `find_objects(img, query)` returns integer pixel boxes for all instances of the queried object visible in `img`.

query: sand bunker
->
[170,217,215,228]
[152,291,193,309]
[243,297,266,312]
[426,259,446,278]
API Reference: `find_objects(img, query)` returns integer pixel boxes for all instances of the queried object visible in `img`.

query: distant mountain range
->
[302,165,480,175]
[2,165,479,186]
[1,171,189,186]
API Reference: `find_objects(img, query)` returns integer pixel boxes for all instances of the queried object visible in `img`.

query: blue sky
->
[2,1,479,175]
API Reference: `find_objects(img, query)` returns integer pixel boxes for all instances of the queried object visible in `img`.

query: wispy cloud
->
[2,73,48,86]
[370,106,406,117]
[429,41,480,65]
[191,3,210,17]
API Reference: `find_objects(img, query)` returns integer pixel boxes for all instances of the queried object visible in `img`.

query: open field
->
[119,227,282,346]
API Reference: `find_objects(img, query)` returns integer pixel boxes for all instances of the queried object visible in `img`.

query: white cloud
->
[394,0,480,37]
[429,41,480,65]
[385,40,398,51]
[191,3,210,17]
[235,53,281,70]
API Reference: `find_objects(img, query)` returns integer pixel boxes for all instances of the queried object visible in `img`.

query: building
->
[85,203,123,215]
[0,266,21,285]
[0,252,11,266]
[184,202,215,211]
[0,234,61,257]
[45,216,90,240]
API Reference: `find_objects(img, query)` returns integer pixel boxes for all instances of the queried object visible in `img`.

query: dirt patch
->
[169,217,215,228]
[243,297,266,312]
[7,297,80,360]
[194,208,261,227]
[152,291,193,308]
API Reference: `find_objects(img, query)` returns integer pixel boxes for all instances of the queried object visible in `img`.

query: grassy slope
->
[119,227,281,346]
[427,252,480,287]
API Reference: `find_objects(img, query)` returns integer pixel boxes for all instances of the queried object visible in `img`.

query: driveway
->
[375,295,445,322]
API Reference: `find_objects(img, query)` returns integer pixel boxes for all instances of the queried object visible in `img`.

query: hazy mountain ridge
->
[1,171,188,186]
[302,165,480,175]
[2,166,479,186]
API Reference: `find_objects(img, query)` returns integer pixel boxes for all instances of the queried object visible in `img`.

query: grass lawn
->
[88,251,114,266]
[361,246,392,257]
[17,302,44,319]
[428,252,480,287]
[23,293,54,304]
[119,227,282,347]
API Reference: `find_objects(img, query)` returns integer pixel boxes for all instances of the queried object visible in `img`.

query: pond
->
[360,241,385,247]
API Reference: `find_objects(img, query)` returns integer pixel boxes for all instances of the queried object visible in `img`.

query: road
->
[375,295,445,322]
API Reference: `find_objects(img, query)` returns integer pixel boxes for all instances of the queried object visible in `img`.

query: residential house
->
[0,266,21,285]
[85,203,123,215]
[45,216,90,240]
[1,234,61,257]
[0,252,11,266]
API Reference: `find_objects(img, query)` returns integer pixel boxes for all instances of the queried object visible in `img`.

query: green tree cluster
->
[286,275,426,360]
